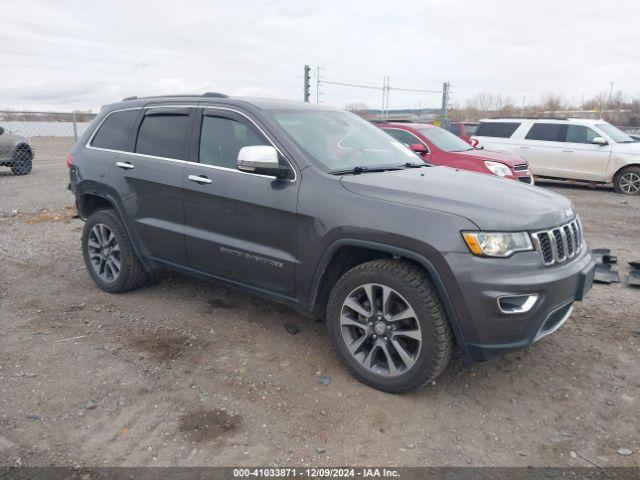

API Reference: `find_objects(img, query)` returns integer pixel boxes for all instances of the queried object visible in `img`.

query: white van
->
[471,118,640,195]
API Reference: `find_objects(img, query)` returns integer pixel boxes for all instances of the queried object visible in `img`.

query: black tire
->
[10,147,33,175]
[82,209,149,293]
[326,259,453,393]
[613,166,640,195]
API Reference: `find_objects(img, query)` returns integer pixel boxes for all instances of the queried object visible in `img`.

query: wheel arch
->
[309,239,469,358]
[12,142,34,159]
[613,163,640,178]
[75,189,152,271]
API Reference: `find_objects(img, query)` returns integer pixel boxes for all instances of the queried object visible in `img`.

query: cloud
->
[0,0,638,111]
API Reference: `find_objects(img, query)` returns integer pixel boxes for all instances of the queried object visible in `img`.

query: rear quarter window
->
[90,109,140,151]
[475,122,520,138]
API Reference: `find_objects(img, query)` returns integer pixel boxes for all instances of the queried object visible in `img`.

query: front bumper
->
[444,243,595,362]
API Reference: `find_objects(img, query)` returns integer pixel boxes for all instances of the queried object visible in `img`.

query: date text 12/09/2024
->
[233,468,400,478]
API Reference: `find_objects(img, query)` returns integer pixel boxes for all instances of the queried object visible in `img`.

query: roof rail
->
[489,116,569,121]
[121,92,228,102]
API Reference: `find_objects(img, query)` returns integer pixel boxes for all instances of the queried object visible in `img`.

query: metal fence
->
[0,110,96,175]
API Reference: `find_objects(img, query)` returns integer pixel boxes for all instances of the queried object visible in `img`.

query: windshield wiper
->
[331,165,402,175]
[402,162,426,168]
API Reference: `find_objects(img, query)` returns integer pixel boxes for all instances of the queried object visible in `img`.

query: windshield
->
[418,127,473,152]
[269,110,418,172]
[596,123,635,143]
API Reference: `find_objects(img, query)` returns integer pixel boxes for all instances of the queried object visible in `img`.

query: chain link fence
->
[0,110,96,176]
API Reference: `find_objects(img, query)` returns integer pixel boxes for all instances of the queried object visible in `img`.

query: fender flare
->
[74,186,152,271]
[309,238,469,359]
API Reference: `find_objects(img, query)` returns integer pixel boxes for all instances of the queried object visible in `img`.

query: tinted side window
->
[565,125,599,144]
[135,112,191,160]
[199,115,268,169]
[91,110,139,151]
[464,123,478,136]
[383,128,424,148]
[449,123,461,136]
[525,123,566,142]
[475,122,520,138]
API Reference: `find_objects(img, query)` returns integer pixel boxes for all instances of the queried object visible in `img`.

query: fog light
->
[497,294,538,314]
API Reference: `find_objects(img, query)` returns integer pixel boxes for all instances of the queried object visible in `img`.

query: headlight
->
[484,161,512,177]
[462,231,533,257]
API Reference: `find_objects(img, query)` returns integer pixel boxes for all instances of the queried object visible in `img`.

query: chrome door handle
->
[115,161,134,169]
[188,174,212,184]
[563,149,573,153]
[519,146,530,149]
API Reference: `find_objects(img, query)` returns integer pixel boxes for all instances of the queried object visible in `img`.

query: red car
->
[376,121,534,185]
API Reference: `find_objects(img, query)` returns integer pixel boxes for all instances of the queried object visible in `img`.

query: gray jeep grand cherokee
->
[68,94,595,392]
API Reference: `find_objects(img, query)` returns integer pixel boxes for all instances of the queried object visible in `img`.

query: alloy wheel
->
[619,172,640,194]
[87,223,121,282]
[340,283,422,377]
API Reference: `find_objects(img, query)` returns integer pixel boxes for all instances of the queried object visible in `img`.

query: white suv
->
[471,118,640,195]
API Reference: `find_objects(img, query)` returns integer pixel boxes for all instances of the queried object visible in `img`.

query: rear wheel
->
[326,259,453,393]
[10,147,32,175]
[82,209,149,293]
[614,166,640,195]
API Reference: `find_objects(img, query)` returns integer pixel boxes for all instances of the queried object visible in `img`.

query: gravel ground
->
[0,138,639,467]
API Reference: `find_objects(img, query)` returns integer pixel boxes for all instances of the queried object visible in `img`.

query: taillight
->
[66,153,74,168]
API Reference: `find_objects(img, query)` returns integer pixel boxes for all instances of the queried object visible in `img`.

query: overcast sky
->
[0,0,638,112]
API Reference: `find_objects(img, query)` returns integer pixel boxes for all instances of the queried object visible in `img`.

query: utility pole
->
[303,65,311,102]
[381,77,386,120]
[441,81,450,128]
[608,81,615,106]
[315,66,324,104]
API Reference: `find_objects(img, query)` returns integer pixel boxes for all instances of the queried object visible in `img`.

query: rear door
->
[519,122,566,176]
[181,107,299,295]
[106,106,195,266]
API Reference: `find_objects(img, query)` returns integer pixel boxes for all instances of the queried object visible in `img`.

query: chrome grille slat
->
[533,218,582,266]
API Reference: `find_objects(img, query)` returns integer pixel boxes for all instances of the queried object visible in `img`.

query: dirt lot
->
[0,138,639,467]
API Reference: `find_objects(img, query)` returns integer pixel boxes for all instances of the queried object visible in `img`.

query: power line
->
[319,79,382,91]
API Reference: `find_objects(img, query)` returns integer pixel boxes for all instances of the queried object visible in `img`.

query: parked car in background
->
[472,118,640,195]
[376,121,534,184]
[68,94,594,392]
[449,121,478,143]
[0,125,34,175]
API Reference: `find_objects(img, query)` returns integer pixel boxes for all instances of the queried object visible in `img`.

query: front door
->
[0,126,13,161]
[559,124,612,180]
[182,108,299,295]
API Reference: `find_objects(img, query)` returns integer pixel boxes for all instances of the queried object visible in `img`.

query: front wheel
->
[326,259,453,393]
[614,166,640,195]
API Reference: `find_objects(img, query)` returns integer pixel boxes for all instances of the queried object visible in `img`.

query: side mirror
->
[592,136,608,146]
[0,127,4,135]
[409,143,428,154]
[237,145,290,179]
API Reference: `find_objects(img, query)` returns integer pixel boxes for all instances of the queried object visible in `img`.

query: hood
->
[455,148,527,167]
[613,142,640,155]
[340,166,575,231]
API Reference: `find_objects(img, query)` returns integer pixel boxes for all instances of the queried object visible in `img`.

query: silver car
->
[0,125,34,175]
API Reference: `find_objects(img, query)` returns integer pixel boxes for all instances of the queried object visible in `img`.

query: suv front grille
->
[532,218,582,266]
